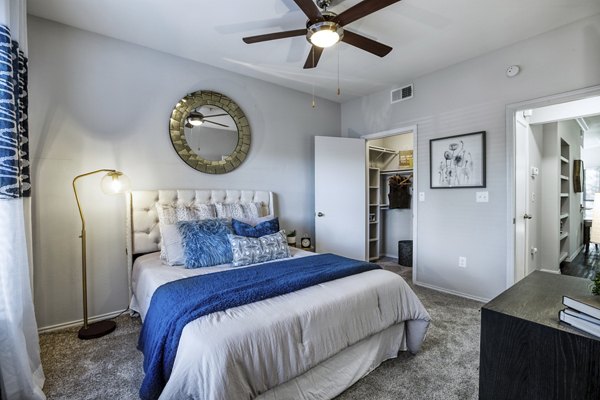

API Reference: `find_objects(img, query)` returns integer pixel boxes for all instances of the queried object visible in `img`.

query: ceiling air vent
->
[391,84,413,104]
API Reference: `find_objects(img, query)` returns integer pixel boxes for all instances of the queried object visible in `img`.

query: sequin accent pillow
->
[177,219,233,268]
[228,230,291,267]
[215,202,263,220]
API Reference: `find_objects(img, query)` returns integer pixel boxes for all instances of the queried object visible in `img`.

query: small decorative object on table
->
[287,230,297,247]
[300,235,312,249]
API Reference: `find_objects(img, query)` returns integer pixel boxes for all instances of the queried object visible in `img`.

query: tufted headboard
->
[125,189,274,292]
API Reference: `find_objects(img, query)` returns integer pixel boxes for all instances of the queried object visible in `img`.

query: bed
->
[126,189,430,400]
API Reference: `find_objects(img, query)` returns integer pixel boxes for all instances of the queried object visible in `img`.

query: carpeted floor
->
[39,261,482,399]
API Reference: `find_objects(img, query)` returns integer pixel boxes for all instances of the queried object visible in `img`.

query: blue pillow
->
[177,219,233,268]
[232,217,279,238]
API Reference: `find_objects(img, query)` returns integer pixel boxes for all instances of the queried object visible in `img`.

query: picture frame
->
[430,131,486,188]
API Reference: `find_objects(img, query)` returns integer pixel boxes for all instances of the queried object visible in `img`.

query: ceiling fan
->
[185,111,230,128]
[242,0,401,69]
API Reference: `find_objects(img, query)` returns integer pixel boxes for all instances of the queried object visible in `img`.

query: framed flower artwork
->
[430,131,486,188]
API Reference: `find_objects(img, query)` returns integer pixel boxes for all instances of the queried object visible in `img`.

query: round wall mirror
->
[169,91,251,174]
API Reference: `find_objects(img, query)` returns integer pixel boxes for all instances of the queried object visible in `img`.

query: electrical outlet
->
[476,191,489,203]
[458,256,467,268]
[419,192,425,202]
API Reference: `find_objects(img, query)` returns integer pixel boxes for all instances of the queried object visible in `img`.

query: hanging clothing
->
[388,175,412,209]
[0,0,46,399]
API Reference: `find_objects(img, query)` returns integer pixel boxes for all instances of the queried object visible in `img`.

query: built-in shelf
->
[369,220,378,224]
[369,238,379,242]
[369,203,379,207]
[380,204,389,209]
[560,193,569,198]
[369,186,379,189]
[368,146,397,154]
[560,156,569,163]
[380,169,413,175]
[559,231,569,240]
[560,175,569,181]
[558,251,568,263]
[560,213,569,219]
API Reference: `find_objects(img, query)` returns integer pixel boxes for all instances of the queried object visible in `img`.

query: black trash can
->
[398,240,413,267]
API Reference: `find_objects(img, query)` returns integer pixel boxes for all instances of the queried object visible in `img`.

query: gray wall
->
[341,14,600,300]
[28,16,341,329]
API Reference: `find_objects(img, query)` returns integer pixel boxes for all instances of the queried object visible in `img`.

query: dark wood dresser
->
[480,271,600,400]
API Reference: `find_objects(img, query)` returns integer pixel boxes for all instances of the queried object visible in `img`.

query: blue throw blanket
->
[138,253,380,400]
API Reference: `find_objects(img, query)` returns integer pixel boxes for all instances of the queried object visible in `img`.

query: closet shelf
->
[369,186,379,189]
[368,145,397,154]
[380,169,413,175]
[560,193,568,198]
[560,213,569,219]
[559,252,568,263]
[369,238,379,243]
[559,232,569,240]
[560,156,569,164]
[560,175,569,181]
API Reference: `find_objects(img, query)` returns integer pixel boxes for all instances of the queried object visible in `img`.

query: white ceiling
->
[27,0,600,102]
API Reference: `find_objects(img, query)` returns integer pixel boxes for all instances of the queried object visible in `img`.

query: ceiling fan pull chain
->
[312,48,317,108]
[337,45,341,96]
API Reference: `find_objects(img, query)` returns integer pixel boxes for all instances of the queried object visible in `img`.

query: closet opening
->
[364,128,416,265]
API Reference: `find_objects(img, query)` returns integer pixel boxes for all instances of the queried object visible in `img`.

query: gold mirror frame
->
[169,91,251,174]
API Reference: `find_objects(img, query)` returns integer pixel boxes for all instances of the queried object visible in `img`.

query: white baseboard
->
[413,280,490,303]
[567,245,584,262]
[539,268,560,275]
[38,309,129,334]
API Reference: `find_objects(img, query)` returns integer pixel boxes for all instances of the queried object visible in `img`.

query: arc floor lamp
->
[72,169,130,340]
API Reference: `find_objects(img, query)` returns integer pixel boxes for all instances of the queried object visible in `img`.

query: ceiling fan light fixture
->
[307,21,343,48]
[187,112,204,126]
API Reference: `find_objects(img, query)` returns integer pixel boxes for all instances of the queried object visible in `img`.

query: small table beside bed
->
[126,189,430,400]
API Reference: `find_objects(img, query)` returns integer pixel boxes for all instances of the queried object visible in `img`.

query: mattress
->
[131,250,430,400]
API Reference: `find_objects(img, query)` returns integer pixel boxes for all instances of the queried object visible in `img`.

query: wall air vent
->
[391,84,413,104]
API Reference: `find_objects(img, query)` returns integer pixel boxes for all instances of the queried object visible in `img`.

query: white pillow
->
[159,224,185,265]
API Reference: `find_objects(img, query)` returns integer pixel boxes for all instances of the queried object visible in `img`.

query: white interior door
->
[514,113,530,282]
[315,136,367,260]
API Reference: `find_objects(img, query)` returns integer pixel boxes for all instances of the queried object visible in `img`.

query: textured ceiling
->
[27,0,600,102]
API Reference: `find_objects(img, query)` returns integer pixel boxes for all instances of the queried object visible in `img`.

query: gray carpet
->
[39,261,482,399]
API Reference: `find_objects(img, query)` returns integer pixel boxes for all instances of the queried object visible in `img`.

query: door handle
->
[317,212,325,217]
[523,214,533,220]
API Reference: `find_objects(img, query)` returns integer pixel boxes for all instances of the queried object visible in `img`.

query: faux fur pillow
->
[156,202,217,261]
[177,219,233,268]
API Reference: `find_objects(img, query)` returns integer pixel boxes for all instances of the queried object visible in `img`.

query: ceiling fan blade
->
[292,0,322,21]
[303,46,324,69]
[203,120,229,128]
[202,113,229,118]
[243,28,307,44]
[342,30,392,57]
[333,0,402,26]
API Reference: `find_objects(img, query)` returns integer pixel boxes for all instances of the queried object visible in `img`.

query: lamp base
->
[78,320,116,340]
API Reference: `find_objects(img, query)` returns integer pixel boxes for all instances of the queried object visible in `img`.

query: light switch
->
[476,191,489,203]
[419,192,425,202]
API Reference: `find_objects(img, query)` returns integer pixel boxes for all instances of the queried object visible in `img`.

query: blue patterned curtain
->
[0,1,45,399]
[0,23,30,199]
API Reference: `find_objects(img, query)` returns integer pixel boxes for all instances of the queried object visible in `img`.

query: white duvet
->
[131,249,430,400]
